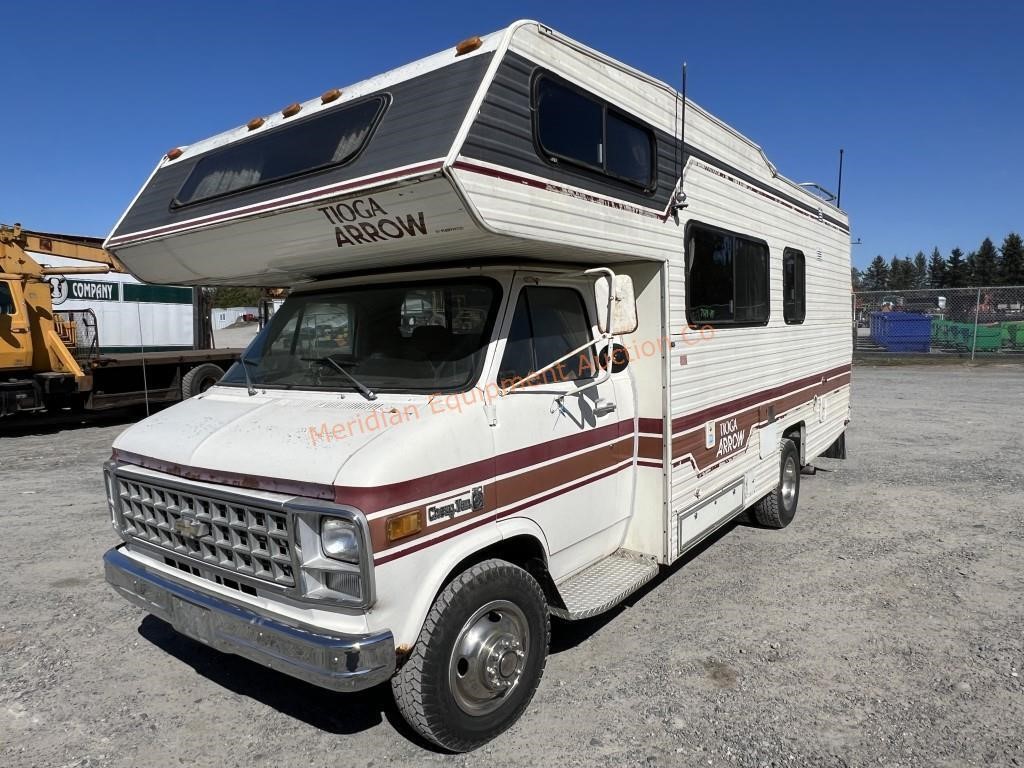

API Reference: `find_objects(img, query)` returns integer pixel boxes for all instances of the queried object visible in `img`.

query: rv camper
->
[101,21,851,751]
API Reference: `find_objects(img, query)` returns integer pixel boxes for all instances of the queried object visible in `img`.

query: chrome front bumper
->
[104,547,395,692]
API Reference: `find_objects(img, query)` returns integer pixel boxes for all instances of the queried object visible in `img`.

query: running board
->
[550,549,659,620]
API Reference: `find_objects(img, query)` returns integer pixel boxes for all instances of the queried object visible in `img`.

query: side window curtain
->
[686,223,770,327]
[498,287,595,388]
[734,238,769,322]
[783,248,806,324]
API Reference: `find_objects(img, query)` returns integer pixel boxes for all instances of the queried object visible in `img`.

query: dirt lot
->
[2,365,1022,768]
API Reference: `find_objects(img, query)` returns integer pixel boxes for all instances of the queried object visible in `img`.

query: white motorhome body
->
[102,21,851,751]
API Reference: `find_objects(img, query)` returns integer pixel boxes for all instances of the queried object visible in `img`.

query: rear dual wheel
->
[392,559,550,752]
[753,438,800,528]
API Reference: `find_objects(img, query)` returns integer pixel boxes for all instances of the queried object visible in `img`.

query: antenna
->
[837,148,844,208]
[674,62,688,210]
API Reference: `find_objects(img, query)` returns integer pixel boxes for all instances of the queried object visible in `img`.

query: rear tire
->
[181,363,224,399]
[392,559,550,752]
[753,438,800,529]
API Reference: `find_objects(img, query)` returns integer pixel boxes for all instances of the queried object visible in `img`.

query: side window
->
[686,224,769,326]
[497,287,595,388]
[534,76,655,189]
[783,248,806,324]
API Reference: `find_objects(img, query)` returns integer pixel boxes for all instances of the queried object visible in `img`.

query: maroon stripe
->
[108,161,445,246]
[453,160,547,189]
[114,418,637,514]
[334,419,634,512]
[374,461,629,565]
[669,364,851,435]
[495,461,629,521]
[634,365,849,438]
[637,417,663,433]
[453,160,671,220]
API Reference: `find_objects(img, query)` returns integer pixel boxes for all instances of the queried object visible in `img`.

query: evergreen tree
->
[946,248,969,287]
[211,286,263,308]
[927,246,947,288]
[913,251,928,288]
[999,232,1024,285]
[889,256,916,290]
[851,267,863,291]
[972,237,999,286]
[966,251,978,286]
[863,255,890,291]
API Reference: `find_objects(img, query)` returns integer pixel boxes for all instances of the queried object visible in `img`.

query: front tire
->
[392,559,550,752]
[753,438,800,528]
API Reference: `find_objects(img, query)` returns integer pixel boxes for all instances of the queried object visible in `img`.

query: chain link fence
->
[853,286,1024,359]
[54,309,100,364]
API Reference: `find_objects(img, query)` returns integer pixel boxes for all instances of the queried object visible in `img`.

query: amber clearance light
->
[281,102,302,118]
[321,88,342,104]
[386,510,422,543]
[165,147,184,160]
[247,116,266,131]
[455,36,482,56]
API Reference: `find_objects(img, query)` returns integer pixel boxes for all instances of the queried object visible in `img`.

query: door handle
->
[593,398,617,417]
[11,328,27,334]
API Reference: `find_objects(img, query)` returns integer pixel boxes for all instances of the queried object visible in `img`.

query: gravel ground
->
[1,364,1022,768]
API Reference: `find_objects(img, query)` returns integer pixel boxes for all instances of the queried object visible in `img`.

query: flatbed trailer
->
[80,348,242,411]
[0,223,242,416]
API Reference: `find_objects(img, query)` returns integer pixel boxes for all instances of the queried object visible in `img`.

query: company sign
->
[63,279,121,303]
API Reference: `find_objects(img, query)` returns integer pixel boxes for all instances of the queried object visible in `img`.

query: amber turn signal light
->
[386,510,422,543]
[455,36,482,56]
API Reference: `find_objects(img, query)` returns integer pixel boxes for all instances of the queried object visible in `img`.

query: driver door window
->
[498,287,595,388]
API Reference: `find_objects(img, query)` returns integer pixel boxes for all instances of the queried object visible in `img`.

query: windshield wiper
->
[240,355,260,397]
[302,356,377,400]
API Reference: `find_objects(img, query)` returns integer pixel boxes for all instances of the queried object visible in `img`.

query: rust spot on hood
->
[111,448,335,500]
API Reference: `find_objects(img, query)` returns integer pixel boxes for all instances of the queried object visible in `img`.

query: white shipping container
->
[35,252,194,352]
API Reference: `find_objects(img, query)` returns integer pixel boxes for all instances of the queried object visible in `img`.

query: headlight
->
[321,517,360,563]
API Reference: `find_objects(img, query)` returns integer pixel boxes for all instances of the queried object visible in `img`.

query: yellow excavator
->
[1,223,239,417]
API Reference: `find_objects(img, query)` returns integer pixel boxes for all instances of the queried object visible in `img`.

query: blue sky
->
[2,0,1021,269]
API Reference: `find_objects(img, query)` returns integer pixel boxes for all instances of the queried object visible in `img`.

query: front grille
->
[115,476,295,587]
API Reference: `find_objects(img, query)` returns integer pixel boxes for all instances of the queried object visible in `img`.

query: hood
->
[111,387,424,488]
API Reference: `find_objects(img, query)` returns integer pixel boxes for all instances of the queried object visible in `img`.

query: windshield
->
[221,278,501,394]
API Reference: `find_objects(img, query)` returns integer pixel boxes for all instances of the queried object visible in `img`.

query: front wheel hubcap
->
[449,600,529,715]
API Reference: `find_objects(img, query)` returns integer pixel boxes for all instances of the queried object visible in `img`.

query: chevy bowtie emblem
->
[174,517,209,539]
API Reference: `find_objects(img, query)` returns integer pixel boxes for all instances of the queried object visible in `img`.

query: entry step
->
[551,549,659,620]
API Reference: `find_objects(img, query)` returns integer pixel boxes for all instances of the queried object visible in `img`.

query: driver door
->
[489,272,636,580]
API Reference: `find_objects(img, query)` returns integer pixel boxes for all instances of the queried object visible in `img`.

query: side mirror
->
[598,343,630,373]
[594,273,638,335]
